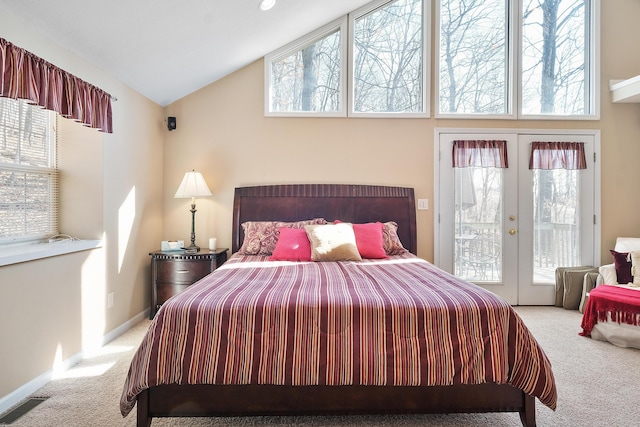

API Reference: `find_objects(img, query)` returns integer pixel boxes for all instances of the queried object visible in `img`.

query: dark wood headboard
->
[232,184,417,255]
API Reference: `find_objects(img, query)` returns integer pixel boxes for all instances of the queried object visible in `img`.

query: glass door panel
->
[454,167,503,283]
[517,134,596,305]
[532,169,581,283]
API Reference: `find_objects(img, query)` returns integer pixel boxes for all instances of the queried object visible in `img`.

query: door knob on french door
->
[509,229,517,235]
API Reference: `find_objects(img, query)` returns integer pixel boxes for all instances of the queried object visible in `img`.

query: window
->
[351,0,426,115]
[438,0,508,115]
[437,0,598,119]
[266,19,347,117]
[0,97,58,245]
[521,0,592,116]
[265,0,429,117]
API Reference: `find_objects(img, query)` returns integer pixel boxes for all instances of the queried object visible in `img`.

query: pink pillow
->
[334,220,386,259]
[353,222,386,259]
[269,228,312,261]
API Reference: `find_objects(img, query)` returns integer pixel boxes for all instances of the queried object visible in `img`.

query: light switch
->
[417,199,429,210]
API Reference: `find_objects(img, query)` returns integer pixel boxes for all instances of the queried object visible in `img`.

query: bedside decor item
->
[174,170,212,252]
[160,240,184,251]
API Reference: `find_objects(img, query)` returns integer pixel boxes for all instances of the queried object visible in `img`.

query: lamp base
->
[184,243,200,253]
[186,204,200,252]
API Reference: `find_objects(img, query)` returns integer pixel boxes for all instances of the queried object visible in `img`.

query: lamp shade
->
[174,170,212,198]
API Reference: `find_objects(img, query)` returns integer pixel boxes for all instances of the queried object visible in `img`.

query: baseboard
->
[0,307,150,416]
[101,308,150,346]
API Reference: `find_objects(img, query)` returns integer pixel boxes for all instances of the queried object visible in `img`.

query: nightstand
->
[149,248,228,318]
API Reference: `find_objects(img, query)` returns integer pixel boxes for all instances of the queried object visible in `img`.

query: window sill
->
[0,240,102,267]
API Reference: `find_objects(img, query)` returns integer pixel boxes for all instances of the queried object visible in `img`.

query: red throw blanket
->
[580,285,640,337]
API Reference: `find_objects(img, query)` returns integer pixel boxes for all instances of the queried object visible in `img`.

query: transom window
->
[0,97,58,245]
[437,0,598,119]
[521,0,592,116]
[265,0,598,119]
[438,1,508,115]
[351,0,425,115]
[265,0,429,118]
[267,23,344,115]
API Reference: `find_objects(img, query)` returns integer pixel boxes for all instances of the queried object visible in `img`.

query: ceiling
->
[0,0,371,106]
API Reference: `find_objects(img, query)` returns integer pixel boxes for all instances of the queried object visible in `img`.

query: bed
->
[120,184,557,427]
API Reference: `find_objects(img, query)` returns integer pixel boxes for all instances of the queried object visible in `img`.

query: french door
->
[435,130,599,305]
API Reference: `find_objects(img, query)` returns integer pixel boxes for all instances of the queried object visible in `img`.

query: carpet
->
[3,307,639,426]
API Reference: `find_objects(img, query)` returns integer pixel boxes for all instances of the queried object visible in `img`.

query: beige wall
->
[0,11,164,402]
[164,0,640,264]
[598,0,640,254]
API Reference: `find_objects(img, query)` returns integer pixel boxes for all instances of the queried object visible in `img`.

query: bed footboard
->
[137,383,535,427]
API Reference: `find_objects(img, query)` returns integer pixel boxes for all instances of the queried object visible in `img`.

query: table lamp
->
[174,170,212,251]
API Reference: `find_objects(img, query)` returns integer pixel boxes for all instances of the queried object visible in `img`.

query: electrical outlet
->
[107,292,114,309]
[417,199,429,210]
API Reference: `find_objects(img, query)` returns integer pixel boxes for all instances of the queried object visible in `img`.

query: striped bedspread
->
[120,253,557,416]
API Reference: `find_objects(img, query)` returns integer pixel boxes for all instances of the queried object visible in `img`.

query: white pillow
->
[631,250,640,287]
[614,238,640,253]
[598,264,618,286]
[305,223,362,262]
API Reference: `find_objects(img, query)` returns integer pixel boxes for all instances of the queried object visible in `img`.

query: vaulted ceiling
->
[0,0,371,106]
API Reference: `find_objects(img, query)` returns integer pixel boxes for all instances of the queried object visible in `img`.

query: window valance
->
[0,37,112,133]
[452,140,509,168]
[529,141,586,170]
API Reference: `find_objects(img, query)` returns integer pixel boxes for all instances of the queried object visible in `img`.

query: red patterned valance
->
[0,37,112,133]
[452,140,508,168]
[529,141,586,170]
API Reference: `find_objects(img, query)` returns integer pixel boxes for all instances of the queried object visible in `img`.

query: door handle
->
[509,229,517,235]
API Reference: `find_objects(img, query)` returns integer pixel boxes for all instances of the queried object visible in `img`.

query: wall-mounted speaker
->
[167,116,177,131]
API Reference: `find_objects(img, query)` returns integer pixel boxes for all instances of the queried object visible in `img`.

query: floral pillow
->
[238,218,326,255]
[382,221,408,255]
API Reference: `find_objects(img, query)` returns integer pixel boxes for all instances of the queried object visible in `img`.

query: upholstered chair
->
[576,237,640,312]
